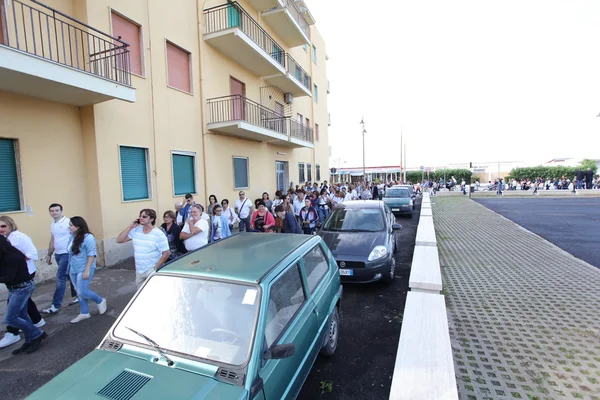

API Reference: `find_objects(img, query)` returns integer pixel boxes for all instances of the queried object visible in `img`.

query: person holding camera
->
[116,209,170,287]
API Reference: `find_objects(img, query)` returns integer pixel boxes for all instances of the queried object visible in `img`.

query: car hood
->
[318,230,386,257]
[27,349,247,400]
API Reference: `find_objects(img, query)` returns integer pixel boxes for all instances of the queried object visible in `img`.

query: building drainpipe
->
[198,0,209,203]
[146,0,161,211]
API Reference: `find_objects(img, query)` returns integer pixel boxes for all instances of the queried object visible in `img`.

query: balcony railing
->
[277,0,309,39]
[0,0,132,86]
[285,53,311,91]
[204,2,285,68]
[207,94,314,143]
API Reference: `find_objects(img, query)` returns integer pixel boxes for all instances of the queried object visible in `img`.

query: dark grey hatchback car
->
[317,201,402,283]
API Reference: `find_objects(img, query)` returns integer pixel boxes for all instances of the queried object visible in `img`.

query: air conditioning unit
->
[284,93,294,104]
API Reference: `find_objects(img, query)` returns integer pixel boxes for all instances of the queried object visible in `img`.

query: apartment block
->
[0,0,330,280]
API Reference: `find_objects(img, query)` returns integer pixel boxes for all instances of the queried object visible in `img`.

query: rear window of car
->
[385,189,410,198]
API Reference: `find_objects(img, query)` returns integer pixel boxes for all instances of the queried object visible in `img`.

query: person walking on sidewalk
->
[0,236,47,355]
[116,209,170,288]
[42,203,78,315]
[0,216,45,349]
[235,191,254,233]
[67,217,107,324]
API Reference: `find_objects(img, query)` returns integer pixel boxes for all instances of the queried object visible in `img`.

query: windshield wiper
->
[126,326,174,366]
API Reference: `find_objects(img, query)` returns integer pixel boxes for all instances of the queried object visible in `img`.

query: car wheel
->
[320,307,339,357]
[382,254,396,284]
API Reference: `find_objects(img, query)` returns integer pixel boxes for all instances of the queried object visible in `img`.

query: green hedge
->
[507,166,596,181]
[405,169,473,184]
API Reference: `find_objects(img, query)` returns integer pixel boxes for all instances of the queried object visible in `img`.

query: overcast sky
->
[306,0,600,169]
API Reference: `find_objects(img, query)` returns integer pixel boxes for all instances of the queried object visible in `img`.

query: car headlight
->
[368,246,388,261]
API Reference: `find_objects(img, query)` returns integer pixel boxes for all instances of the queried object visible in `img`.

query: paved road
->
[474,197,600,268]
[0,202,419,400]
[298,201,419,400]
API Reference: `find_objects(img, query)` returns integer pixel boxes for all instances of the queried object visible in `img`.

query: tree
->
[580,159,597,173]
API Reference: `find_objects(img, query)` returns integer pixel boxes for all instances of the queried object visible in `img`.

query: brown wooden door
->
[230,77,245,121]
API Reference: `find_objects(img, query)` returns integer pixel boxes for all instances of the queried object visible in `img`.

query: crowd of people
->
[0,179,409,354]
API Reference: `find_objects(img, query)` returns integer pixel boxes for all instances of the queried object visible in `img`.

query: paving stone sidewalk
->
[433,197,600,400]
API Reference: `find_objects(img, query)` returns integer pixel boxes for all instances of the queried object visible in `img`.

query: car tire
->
[320,307,339,357]
[382,254,396,284]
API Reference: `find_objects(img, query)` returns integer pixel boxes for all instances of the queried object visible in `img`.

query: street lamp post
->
[360,117,366,181]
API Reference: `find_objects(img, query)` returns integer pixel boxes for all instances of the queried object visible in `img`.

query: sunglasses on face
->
[0,225,7,228]
[140,215,149,219]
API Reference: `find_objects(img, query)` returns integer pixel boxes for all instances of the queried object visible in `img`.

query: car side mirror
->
[264,343,296,360]
[392,224,403,231]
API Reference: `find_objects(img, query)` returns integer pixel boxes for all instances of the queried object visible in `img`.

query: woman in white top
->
[180,205,209,252]
[221,199,239,231]
[0,216,46,349]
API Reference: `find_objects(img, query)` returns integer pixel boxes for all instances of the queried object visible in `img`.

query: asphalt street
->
[474,197,600,268]
[0,201,419,400]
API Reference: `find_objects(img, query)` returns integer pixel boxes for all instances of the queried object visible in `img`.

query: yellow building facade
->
[0,0,329,281]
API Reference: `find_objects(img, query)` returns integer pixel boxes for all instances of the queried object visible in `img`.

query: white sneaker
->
[41,305,59,314]
[70,314,91,324]
[97,299,107,315]
[34,318,46,328]
[0,332,22,348]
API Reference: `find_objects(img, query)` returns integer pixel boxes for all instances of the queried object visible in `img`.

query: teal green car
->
[29,234,342,400]
[383,187,414,217]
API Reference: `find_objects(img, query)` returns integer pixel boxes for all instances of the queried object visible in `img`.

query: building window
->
[0,139,22,212]
[315,123,320,142]
[298,162,305,183]
[119,146,150,201]
[166,41,191,93]
[111,11,143,76]
[233,156,249,189]
[313,84,318,103]
[312,44,317,64]
[172,152,196,195]
[307,163,312,182]
[303,44,308,52]
[316,164,321,181]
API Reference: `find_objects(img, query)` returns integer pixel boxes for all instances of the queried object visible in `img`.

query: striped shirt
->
[128,226,170,274]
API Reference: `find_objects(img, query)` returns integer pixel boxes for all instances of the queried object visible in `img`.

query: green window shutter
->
[173,154,195,195]
[233,157,249,189]
[120,146,149,201]
[0,139,21,212]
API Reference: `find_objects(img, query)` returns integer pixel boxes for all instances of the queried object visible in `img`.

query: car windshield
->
[323,208,385,232]
[113,275,259,366]
[385,188,410,198]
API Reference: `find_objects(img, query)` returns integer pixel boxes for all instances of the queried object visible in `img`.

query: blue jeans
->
[52,253,77,309]
[577,180,583,189]
[239,216,252,233]
[317,206,329,224]
[4,281,43,342]
[70,269,102,315]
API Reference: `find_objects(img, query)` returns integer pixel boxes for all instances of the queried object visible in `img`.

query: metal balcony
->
[264,53,311,97]
[207,95,314,148]
[261,0,310,47]
[247,0,281,12]
[0,0,135,105]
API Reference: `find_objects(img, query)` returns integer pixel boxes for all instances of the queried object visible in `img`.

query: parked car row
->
[30,196,415,400]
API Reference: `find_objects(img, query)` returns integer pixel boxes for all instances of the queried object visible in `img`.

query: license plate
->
[339,269,353,276]
[392,208,400,211]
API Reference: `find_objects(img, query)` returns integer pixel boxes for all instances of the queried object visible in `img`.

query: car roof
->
[159,233,315,284]
[335,200,384,209]
[392,185,412,188]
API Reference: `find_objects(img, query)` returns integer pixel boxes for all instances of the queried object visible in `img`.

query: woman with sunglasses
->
[0,216,45,349]
[221,199,239,232]
[67,217,107,324]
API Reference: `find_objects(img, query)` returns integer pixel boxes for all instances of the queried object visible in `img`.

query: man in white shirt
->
[180,205,209,251]
[235,191,254,232]
[116,209,170,287]
[343,188,352,202]
[293,191,306,219]
[42,203,78,314]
